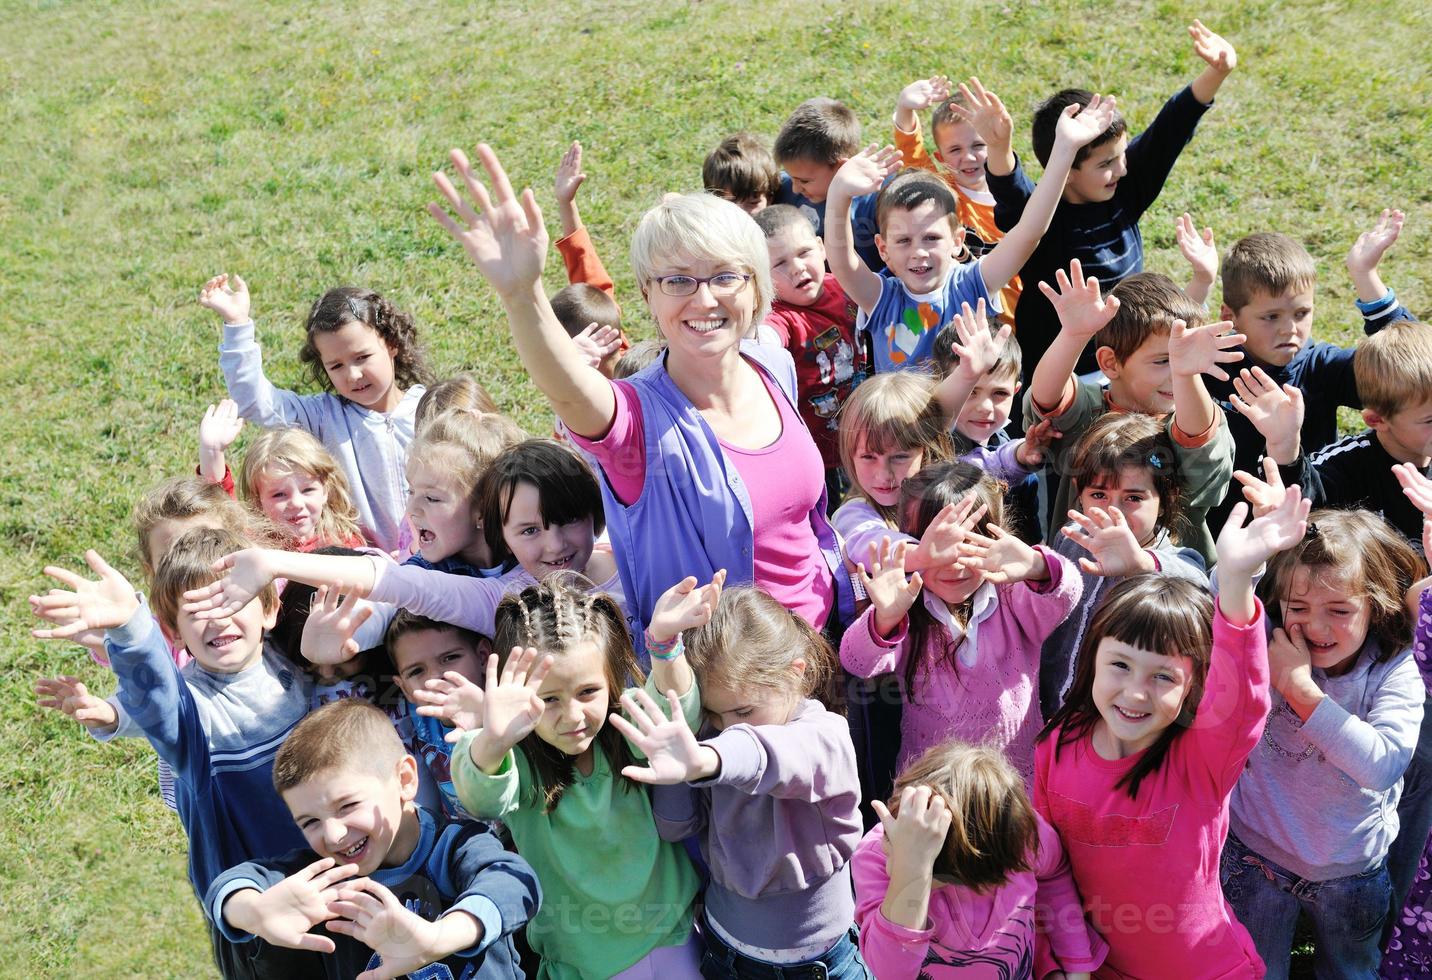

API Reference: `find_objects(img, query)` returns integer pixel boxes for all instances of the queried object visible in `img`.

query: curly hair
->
[299,287,432,394]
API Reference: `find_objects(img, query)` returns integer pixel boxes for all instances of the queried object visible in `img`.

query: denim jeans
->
[699,923,872,980]
[1220,832,1390,979]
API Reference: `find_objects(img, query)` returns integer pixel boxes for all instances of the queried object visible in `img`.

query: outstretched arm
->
[946,77,1015,176]
[1346,208,1405,304]
[1029,260,1121,412]
[1175,213,1218,307]
[1188,20,1237,105]
[1168,318,1244,438]
[826,145,902,314]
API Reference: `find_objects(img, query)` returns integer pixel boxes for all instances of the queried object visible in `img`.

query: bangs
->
[1099,578,1211,661]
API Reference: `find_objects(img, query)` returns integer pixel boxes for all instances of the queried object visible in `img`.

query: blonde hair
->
[1221,232,1317,312]
[683,586,833,703]
[132,476,273,582]
[629,192,774,328]
[837,371,954,521]
[273,699,407,795]
[238,428,364,547]
[1355,320,1432,418]
[415,373,500,431]
[408,408,527,520]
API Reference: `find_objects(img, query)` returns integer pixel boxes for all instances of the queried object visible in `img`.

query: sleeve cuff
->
[875,910,935,941]
[210,877,267,942]
[219,320,257,348]
[868,610,909,647]
[106,605,159,650]
[1355,288,1396,315]
[445,896,502,956]
[1170,412,1219,449]
[1032,381,1078,420]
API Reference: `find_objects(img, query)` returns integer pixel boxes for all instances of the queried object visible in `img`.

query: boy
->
[773,96,884,271]
[986,20,1237,378]
[552,140,630,374]
[207,699,539,979]
[826,84,1116,373]
[703,132,781,214]
[752,204,869,499]
[1025,263,1240,564]
[29,528,314,972]
[1204,210,1411,531]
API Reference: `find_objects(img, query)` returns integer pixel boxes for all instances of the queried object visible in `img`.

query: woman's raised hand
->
[428,145,549,300]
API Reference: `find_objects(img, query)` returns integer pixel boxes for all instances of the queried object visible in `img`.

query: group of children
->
[28,16,1432,980]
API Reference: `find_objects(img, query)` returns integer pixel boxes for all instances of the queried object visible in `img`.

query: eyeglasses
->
[648,272,752,297]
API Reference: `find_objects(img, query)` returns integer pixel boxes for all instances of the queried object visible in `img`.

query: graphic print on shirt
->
[1260,698,1323,764]
[886,303,940,366]
[358,874,482,980]
[806,325,865,433]
[916,908,1034,979]
[1046,790,1177,847]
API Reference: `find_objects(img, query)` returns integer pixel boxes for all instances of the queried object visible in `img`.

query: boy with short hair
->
[1024,263,1241,563]
[826,84,1117,373]
[207,699,539,980]
[703,132,781,214]
[984,20,1238,378]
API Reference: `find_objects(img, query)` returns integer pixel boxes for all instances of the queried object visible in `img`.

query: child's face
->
[533,640,610,758]
[715,189,769,215]
[701,670,803,731]
[1063,135,1129,205]
[923,558,986,607]
[1366,398,1432,466]
[765,224,827,308]
[1225,286,1315,368]
[256,465,328,544]
[1102,332,1173,415]
[501,481,595,579]
[390,628,489,706]
[932,119,989,192]
[172,595,277,674]
[147,515,222,575]
[405,459,479,565]
[783,157,842,205]
[282,757,419,876]
[313,321,401,412]
[853,438,923,508]
[1091,637,1193,756]
[954,369,1020,446]
[1279,566,1373,676]
[1077,465,1162,547]
[875,201,962,296]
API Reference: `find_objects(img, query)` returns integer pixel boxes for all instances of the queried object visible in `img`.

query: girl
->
[237,428,367,551]
[1035,490,1310,979]
[1041,412,1209,718]
[414,372,501,431]
[200,273,432,552]
[1222,509,1424,978]
[850,739,1104,979]
[613,586,869,979]
[841,461,1082,783]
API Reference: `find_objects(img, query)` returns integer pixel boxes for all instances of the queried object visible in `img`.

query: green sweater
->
[451,681,701,979]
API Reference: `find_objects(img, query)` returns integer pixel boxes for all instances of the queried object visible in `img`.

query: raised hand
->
[1394,462,1432,517]
[1062,507,1155,576]
[872,784,951,878]
[957,524,1048,585]
[1346,208,1405,277]
[571,323,623,370]
[1189,19,1237,73]
[199,400,245,459]
[1038,259,1121,341]
[552,140,587,206]
[829,143,903,201]
[428,144,549,300]
[1175,213,1218,285]
[29,551,141,640]
[181,548,274,620]
[648,569,727,645]
[897,75,952,112]
[1052,94,1118,150]
[951,77,1013,149]
[35,676,120,732]
[913,494,990,570]
[1233,456,1289,519]
[1215,488,1311,579]
[411,671,487,743]
[199,273,251,325]
[300,584,374,666]
[1230,366,1303,461]
[608,688,717,784]
[1168,318,1245,381]
[857,538,924,636]
[945,300,1012,384]
[1015,418,1062,469]
[226,858,359,953]
[475,648,552,753]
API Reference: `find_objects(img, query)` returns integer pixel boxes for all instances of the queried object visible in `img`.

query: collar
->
[922,580,999,668]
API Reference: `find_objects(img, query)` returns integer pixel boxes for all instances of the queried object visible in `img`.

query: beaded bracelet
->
[645,632,683,662]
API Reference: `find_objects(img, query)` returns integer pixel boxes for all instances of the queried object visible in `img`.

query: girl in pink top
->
[1033,490,1311,980]
[852,739,1106,979]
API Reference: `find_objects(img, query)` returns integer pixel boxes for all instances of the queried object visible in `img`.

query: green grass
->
[1,0,1428,972]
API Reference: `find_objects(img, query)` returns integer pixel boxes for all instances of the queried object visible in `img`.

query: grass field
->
[2,0,1429,973]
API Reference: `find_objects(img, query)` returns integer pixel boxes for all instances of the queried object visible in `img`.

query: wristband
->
[1355,288,1394,314]
[645,632,683,661]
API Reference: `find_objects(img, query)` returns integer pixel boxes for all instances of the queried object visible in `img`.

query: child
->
[773,97,881,267]
[1221,509,1423,977]
[200,274,432,552]
[1041,412,1209,718]
[613,586,868,979]
[550,283,626,378]
[1034,488,1311,978]
[752,204,869,494]
[206,699,539,979]
[235,428,367,551]
[1204,211,1412,531]
[29,528,313,970]
[841,461,1082,782]
[415,372,501,431]
[704,131,782,214]
[850,740,1106,978]
[826,82,1117,373]
[448,579,705,978]
[1026,263,1240,564]
[982,20,1238,376]
[196,397,245,491]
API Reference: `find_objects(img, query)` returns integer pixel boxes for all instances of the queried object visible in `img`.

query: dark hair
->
[703,132,782,205]
[752,203,818,240]
[299,287,432,395]
[477,440,605,566]
[930,319,1022,386]
[1040,575,1212,798]
[1096,273,1203,364]
[875,170,961,240]
[494,577,642,811]
[549,283,622,338]
[1068,413,1185,545]
[270,546,372,666]
[151,527,279,633]
[774,97,861,166]
[1032,88,1127,169]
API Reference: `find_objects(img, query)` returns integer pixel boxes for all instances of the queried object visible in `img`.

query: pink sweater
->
[839,548,1082,782]
[851,815,1106,979]
[1033,603,1270,980]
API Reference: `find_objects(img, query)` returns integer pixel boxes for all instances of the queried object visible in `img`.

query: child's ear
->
[1013,380,1023,395]
[874,234,889,265]
[1219,303,1236,322]
[159,621,180,647]
[396,753,420,804]
[1094,345,1122,379]
[791,657,807,676]
[261,600,280,631]
[1363,407,1387,431]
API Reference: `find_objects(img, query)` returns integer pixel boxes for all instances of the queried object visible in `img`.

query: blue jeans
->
[1220,832,1390,979]
[699,922,871,980]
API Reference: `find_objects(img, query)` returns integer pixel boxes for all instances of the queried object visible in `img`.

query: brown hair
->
[549,283,622,339]
[875,169,961,242]
[1261,509,1422,660]
[238,428,365,547]
[1096,273,1204,365]
[1040,575,1213,798]
[774,97,862,166]
[931,319,1021,385]
[890,740,1037,891]
[1354,320,1432,418]
[384,609,488,679]
[299,286,432,395]
[837,371,954,522]
[1068,412,1185,545]
[930,93,973,143]
[1220,232,1317,312]
[683,586,834,705]
[132,476,272,582]
[150,527,279,634]
[1032,88,1127,169]
[493,577,642,812]
[273,699,407,795]
[703,132,782,206]
[415,373,500,431]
